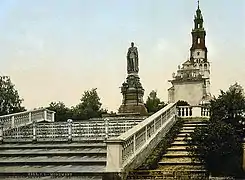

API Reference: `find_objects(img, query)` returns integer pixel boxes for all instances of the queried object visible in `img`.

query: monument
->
[118,42,148,116]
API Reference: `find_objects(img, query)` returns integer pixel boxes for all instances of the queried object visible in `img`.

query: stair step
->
[179,129,194,133]
[167,146,188,151]
[175,137,191,141]
[183,123,207,127]
[177,133,192,137]
[0,143,106,150]
[172,141,188,146]
[159,157,201,165]
[0,150,107,156]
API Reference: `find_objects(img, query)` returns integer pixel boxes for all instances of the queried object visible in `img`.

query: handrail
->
[0,108,54,118]
[0,108,55,130]
[106,103,177,173]
[117,103,176,141]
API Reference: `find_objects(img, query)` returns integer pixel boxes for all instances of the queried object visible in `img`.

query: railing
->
[0,108,55,131]
[177,106,210,118]
[1,118,143,142]
[105,103,177,173]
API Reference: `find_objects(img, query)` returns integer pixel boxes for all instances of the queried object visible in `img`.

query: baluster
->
[11,116,15,128]
[67,119,73,143]
[32,120,37,143]
[0,121,3,144]
[186,108,189,116]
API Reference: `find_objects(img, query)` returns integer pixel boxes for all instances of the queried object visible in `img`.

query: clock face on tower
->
[192,49,205,59]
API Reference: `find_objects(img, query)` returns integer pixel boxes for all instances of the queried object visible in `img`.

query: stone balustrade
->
[0,118,142,143]
[0,108,55,131]
[177,105,210,118]
[105,103,177,175]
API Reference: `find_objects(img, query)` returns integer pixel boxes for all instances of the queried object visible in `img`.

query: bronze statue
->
[127,42,139,74]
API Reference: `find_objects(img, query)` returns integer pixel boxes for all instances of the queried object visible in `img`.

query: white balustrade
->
[105,103,177,173]
[0,108,55,130]
[177,105,210,118]
[2,117,143,142]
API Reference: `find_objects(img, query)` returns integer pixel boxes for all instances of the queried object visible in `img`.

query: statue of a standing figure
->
[127,42,139,74]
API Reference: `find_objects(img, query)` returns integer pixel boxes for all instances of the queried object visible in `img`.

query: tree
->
[210,83,245,131]
[187,121,242,176]
[145,90,166,114]
[176,100,190,106]
[47,102,72,122]
[0,76,25,115]
[187,83,245,177]
[72,88,107,120]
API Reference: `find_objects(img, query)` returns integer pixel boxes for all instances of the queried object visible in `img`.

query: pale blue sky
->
[0,0,244,111]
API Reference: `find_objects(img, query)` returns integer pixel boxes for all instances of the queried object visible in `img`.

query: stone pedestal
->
[118,74,148,116]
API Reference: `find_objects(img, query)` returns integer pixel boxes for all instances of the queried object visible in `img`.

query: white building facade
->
[168,3,212,105]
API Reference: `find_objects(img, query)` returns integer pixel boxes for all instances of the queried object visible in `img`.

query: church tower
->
[168,1,212,105]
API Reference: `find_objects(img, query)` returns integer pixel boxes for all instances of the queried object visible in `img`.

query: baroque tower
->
[168,1,212,105]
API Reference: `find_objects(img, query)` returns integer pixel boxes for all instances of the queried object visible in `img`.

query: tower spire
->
[198,0,200,9]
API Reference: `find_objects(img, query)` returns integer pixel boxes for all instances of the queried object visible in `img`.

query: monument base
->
[118,103,148,116]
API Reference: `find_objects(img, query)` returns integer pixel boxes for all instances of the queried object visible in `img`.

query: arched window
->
[204,64,207,69]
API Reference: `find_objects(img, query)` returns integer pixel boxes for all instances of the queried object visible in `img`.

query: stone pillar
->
[32,120,37,143]
[104,118,109,140]
[67,119,73,143]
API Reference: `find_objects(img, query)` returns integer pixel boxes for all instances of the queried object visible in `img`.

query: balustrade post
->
[0,121,3,144]
[104,118,109,140]
[32,120,37,143]
[145,126,148,141]
[67,119,73,143]
[51,112,55,122]
[44,110,47,121]
[29,112,32,123]
[11,116,15,128]
[133,134,136,154]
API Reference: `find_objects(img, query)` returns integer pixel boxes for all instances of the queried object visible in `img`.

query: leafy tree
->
[187,121,242,176]
[187,83,245,177]
[210,83,245,132]
[176,100,190,106]
[145,90,166,114]
[47,101,72,122]
[72,88,107,120]
[0,76,25,115]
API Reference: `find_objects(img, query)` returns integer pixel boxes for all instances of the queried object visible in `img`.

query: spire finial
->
[198,0,200,9]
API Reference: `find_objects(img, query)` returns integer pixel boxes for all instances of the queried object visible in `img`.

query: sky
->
[0,0,244,111]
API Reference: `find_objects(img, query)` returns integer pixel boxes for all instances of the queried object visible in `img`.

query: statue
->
[127,42,139,74]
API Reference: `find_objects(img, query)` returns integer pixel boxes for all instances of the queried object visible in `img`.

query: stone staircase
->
[0,141,106,180]
[127,119,209,179]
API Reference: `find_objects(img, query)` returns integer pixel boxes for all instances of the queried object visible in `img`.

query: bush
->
[187,120,243,177]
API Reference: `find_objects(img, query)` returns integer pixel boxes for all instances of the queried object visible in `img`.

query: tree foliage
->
[187,121,242,176]
[176,100,190,106]
[72,88,107,120]
[145,90,166,114]
[187,83,245,177]
[48,102,72,122]
[0,76,25,115]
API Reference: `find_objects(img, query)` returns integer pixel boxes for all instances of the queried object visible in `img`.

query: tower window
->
[197,38,201,44]
[198,24,200,28]
[197,52,200,56]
